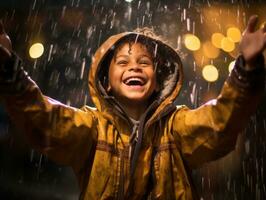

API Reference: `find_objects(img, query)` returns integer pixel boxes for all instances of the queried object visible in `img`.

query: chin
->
[124,95,150,104]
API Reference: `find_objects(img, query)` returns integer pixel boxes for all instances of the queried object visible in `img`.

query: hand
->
[0,20,12,63]
[239,15,266,69]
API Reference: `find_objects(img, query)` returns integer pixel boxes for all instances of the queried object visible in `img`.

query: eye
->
[117,60,128,65]
[139,59,152,66]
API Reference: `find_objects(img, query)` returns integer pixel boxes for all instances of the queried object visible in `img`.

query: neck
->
[119,100,147,121]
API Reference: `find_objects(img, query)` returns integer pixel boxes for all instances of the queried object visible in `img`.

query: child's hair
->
[98,27,182,101]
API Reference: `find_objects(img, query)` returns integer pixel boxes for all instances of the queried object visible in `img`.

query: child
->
[0,15,265,200]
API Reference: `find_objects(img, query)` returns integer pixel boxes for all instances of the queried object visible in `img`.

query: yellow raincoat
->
[1,31,265,200]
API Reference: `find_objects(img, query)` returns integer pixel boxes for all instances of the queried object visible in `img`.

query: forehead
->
[113,42,152,58]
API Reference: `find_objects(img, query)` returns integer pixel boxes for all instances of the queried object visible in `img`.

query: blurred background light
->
[29,43,44,59]
[125,0,134,2]
[221,37,235,52]
[228,60,236,73]
[193,50,210,66]
[211,33,225,48]
[227,27,241,43]
[202,64,219,82]
[203,41,220,58]
[184,34,201,51]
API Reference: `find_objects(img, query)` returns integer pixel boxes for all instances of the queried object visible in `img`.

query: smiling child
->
[0,16,266,199]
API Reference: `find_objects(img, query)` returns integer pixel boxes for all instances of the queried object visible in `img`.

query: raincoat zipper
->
[118,122,139,200]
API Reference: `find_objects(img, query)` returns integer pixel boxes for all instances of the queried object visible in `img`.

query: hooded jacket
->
[1,31,265,200]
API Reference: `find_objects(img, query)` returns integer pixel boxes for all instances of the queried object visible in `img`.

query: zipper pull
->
[129,145,132,161]
[129,124,139,161]
[135,129,139,142]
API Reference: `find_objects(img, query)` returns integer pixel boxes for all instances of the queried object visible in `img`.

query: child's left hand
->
[239,15,266,69]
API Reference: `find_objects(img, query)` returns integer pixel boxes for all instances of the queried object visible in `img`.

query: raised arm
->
[172,15,266,168]
[0,20,97,171]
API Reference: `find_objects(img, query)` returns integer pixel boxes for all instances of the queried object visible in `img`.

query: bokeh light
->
[203,41,220,58]
[202,64,219,82]
[29,43,44,59]
[221,37,235,52]
[228,60,236,73]
[227,27,241,42]
[211,33,225,48]
[184,34,201,51]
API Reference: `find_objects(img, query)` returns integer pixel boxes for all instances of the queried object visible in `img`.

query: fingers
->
[246,15,259,33]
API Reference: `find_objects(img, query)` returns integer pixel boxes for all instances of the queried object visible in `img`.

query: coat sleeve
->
[172,55,265,169]
[0,56,97,170]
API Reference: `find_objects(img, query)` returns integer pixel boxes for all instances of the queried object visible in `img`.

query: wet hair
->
[113,28,162,62]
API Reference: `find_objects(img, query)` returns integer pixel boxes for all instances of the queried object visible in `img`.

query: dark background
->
[0,0,266,199]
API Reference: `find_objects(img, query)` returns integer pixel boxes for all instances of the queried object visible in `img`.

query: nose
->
[128,62,142,72]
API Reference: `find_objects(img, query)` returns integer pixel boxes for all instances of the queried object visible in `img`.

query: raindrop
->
[73,47,78,61]
[80,58,86,79]
[206,0,211,7]
[83,95,88,106]
[183,9,186,21]
[188,0,192,8]
[125,5,132,21]
[186,18,190,31]
[61,6,67,18]
[245,139,250,155]
[142,16,145,26]
[147,1,150,13]
[192,21,195,34]
[137,1,141,9]
[36,154,43,180]
[33,59,37,69]
[71,0,75,7]
[176,35,181,50]
[190,83,197,106]
[110,12,116,29]
[32,0,37,10]
[30,149,34,162]
[76,0,80,7]
[200,14,203,24]
[97,30,102,47]
[48,44,53,62]
[153,43,158,57]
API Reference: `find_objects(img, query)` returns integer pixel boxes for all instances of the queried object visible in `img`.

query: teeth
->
[125,77,144,85]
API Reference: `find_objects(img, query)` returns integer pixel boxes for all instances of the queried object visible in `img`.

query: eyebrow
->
[115,54,152,61]
[115,55,129,59]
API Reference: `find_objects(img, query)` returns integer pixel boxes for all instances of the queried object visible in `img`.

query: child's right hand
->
[0,21,19,94]
[239,15,266,69]
[0,20,12,65]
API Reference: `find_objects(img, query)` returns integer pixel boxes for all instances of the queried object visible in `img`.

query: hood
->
[88,31,183,124]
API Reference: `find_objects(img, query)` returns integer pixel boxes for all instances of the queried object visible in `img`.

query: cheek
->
[147,70,157,84]
[108,68,123,87]
[150,72,158,91]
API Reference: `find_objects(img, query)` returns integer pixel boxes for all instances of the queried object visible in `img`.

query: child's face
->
[108,42,157,105]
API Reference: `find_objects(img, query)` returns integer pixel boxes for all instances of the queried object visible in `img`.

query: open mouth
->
[123,77,145,86]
